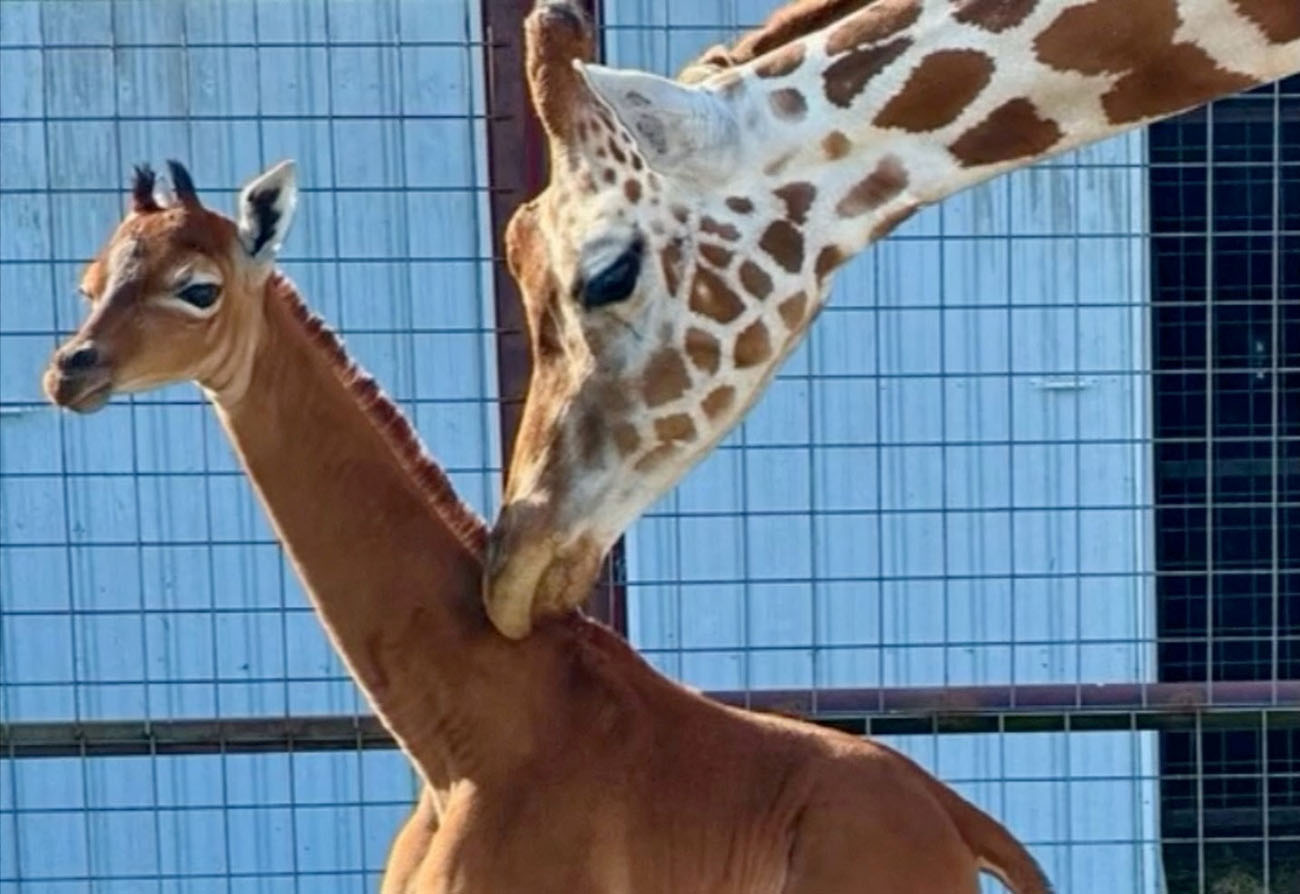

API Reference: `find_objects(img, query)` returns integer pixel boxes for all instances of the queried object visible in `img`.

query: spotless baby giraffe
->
[44,161,1050,893]
[484,0,1300,638]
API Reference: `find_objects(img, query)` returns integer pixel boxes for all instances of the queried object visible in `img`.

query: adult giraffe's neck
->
[209,273,502,786]
[725,0,1299,257]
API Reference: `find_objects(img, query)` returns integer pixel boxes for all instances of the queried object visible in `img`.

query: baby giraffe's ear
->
[236,160,298,263]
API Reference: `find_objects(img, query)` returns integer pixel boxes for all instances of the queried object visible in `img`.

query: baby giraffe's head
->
[44,160,298,413]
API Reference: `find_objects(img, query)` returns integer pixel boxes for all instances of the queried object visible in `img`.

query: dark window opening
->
[1153,74,1300,887]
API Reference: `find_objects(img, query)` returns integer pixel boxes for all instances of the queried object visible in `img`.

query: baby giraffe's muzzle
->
[44,340,114,414]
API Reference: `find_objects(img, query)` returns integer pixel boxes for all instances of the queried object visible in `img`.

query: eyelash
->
[177,282,220,310]
[580,238,644,309]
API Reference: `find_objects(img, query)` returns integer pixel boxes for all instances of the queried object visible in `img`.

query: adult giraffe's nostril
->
[60,342,100,373]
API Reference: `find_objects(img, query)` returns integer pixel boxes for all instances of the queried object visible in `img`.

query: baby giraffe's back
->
[613,686,1048,894]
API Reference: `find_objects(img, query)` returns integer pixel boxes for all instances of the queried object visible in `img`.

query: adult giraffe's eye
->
[177,282,220,309]
[581,238,644,309]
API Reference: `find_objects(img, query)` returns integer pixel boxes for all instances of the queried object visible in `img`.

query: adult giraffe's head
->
[487,0,1300,638]
[44,160,297,413]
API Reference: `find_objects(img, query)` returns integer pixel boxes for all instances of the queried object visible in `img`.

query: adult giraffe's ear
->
[236,159,298,264]
[576,63,739,182]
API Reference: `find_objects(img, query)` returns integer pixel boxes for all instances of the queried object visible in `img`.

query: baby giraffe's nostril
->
[60,343,100,372]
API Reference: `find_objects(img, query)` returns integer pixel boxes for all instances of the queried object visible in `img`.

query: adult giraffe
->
[43,160,1050,893]
[484,0,1300,638]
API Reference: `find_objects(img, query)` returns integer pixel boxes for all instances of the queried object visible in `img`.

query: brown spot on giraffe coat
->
[1035,0,1175,75]
[774,182,816,225]
[689,266,746,324]
[701,386,735,420]
[725,196,754,214]
[759,220,805,274]
[815,246,846,280]
[823,37,913,108]
[623,179,642,203]
[654,413,697,443]
[739,261,774,300]
[660,240,684,295]
[763,150,798,178]
[769,88,809,120]
[734,320,773,368]
[641,348,691,407]
[727,0,877,61]
[822,130,852,160]
[701,216,741,241]
[613,423,641,457]
[754,41,807,78]
[951,0,1038,32]
[1102,44,1255,124]
[685,327,721,374]
[1232,0,1300,42]
[873,50,995,132]
[949,98,1062,166]
[836,156,909,217]
[825,0,922,55]
[700,243,734,270]
[634,443,677,473]
[779,292,809,331]
[1035,0,1256,123]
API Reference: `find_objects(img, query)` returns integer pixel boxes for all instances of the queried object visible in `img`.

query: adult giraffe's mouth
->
[485,505,605,639]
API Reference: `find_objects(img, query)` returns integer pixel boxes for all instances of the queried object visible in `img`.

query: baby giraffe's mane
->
[266,272,489,557]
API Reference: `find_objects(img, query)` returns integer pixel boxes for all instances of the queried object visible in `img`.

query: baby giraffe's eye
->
[177,282,220,309]
[580,237,644,309]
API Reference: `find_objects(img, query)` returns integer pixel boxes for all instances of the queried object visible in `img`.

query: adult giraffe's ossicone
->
[484,0,1300,639]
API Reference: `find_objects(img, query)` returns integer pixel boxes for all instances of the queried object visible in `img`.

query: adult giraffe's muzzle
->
[484,500,605,640]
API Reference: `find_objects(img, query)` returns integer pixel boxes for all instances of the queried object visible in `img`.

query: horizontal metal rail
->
[6,681,1300,759]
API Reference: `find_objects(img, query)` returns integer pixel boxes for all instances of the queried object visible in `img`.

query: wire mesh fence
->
[1,0,1297,892]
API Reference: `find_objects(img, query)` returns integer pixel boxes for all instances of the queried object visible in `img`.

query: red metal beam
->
[479,0,626,633]
[708,679,1300,716]
[9,682,1300,758]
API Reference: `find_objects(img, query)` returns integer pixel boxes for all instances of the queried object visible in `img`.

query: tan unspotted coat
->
[44,161,1050,893]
